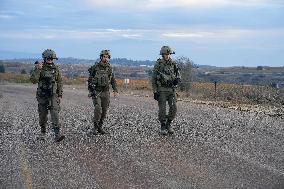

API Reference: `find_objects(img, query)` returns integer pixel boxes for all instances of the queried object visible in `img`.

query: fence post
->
[214,81,217,99]
[124,78,129,90]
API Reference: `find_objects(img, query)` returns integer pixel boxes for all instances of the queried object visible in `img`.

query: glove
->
[58,97,62,104]
[173,78,181,86]
[154,92,160,101]
[88,90,96,97]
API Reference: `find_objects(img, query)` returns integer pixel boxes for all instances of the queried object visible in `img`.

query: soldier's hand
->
[173,78,181,86]
[113,92,118,98]
[58,97,62,104]
[154,92,159,101]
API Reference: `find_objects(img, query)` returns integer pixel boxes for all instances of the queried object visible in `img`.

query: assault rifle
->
[88,83,103,98]
[46,68,56,110]
[156,70,180,88]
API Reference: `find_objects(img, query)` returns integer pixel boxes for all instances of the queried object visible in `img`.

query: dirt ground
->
[0,84,284,189]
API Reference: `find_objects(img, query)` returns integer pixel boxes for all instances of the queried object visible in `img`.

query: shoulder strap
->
[88,64,99,75]
[157,58,163,65]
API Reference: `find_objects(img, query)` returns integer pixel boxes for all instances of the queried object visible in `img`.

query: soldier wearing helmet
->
[152,46,181,135]
[30,49,65,142]
[88,49,118,135]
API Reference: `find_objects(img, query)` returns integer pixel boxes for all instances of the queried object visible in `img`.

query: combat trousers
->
[92,90,110,125]
[37,96,60,131]
[158,91,177,124]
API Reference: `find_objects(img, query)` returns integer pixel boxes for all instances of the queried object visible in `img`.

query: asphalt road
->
[0,84,284,189]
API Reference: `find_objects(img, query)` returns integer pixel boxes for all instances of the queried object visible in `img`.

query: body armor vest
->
[93,67,110,87]
[156,60,177,87]
[37,65,57,97]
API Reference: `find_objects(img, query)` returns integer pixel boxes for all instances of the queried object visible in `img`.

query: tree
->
[146,69,153,77]
[21,69,27,74]
[0,63,5,73]
[257,66,264,70]
[175,56,196,92]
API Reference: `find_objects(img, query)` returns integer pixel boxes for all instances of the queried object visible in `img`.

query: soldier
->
[88,50,118,135]
[30,49,65,142]
[152,46,181,135]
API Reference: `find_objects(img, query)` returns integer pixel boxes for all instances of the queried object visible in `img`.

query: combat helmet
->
[42,49,58,60]
[100,49,111,58]
[160,46,175,55]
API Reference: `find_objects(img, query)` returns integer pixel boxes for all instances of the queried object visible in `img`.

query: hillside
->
[1,58,284,87]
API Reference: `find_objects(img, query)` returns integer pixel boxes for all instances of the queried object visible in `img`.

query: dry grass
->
[116,79,151,90]
[0,73,30,83]
[185,82,284,106]
[1,73,283,106]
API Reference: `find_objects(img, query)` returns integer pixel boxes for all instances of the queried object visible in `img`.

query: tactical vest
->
[37,65,58,97]
[156,59,177,87]
[91,63,112,88]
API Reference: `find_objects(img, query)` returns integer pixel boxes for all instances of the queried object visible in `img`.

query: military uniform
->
[152,46,181,135]
[88,58,118,134]
[30,49,65,142]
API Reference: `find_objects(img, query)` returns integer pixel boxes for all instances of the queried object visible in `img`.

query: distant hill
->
[1,57,155,67]
[0,50,39,59]
[1,50,214,67]
[1,57,284,87]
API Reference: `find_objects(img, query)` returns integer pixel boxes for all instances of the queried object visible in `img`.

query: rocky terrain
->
[0,84,284,188]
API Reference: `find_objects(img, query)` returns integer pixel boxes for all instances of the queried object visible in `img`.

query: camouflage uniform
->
[152,46,181,135]
[30,49,64,141]
[88,50,118,134]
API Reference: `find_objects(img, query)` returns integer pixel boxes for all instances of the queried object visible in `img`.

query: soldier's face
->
[46,58,53,64]
[162,54,170,61]
[102,55,110,63]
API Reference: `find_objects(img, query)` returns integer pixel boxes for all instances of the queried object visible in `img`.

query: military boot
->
[97,121,107,134]
[166,120,174,135]
[53,127,65,142]
[41,125,46,134]
[89,122,99,135]
[160,122,167,135]
[37,125,46,140]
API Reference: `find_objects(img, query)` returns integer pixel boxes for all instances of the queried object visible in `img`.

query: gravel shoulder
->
[0,84,284,189]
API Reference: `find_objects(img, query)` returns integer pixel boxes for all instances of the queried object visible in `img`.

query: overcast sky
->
[1,0,284,66]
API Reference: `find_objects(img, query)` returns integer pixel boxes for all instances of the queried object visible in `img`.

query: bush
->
[188,82,284,105]
[0,63,5,73]
[175,56,196,93]
[21,69,27,74]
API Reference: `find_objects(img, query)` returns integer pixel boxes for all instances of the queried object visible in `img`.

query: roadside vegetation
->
[1,72,283,107]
